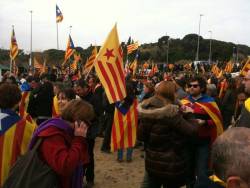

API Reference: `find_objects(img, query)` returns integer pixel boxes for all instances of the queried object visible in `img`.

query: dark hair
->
[76,78,88,88]
[189,76,207,94]
[0,83,21,109]
[175,78,186,89]
[59,88,76,101]
[5,76,17,85]
[61,99,95,124]
[88,74,100,84]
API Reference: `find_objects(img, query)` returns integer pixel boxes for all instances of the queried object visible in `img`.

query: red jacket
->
[38,127,89,188]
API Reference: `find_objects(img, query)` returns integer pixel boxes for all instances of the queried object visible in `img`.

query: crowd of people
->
[0,68,250,188]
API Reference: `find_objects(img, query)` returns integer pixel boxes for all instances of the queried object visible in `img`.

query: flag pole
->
[10,25,14,73]
[56,23,59,49]
[68,26,72,77]
[29,10,33,68]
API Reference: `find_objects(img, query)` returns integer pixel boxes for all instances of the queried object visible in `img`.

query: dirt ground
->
[93,137,145,188]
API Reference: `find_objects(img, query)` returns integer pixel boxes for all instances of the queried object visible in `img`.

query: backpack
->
[3,139,59,188]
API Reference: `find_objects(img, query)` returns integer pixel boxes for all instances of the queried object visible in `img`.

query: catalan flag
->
[56,5,63,23]
[94,24,126,103]
[34,57,43,70]
[224,61,233,73]
[129,53,138,76]
[19,91,34,124]
[127,42,139,55]
[111,99,138,151]
[181,96,224,143]
[83,46,97,75]
[211,64,221,77]
[70,52,80,73]
[0,109,36,186]
[10,27,18,60]
[64,35,75,62]
[240,58,250,76]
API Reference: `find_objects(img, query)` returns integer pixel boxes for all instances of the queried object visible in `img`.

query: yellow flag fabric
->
[209,175,226,187]
[10,28,18,60]
[111,100,138,151]
[240,58,250,76]
[83,46,97,75]
[224,61,233,73]
[127,42,139,54]
[129,59,138,76]
[94,24,126,104]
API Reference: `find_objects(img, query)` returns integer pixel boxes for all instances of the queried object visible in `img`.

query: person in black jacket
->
[75,77,104,188]
[27,78,54,125]
[138,81,198,188]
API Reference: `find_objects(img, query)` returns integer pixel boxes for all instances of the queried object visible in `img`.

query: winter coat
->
[137,96,198,185]
[37,126,89,188]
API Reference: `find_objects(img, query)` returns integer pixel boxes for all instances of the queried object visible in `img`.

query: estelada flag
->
[56,5,63,23]
[64,35,75,62]
[83,46,97,75]
[240,58,250,76]
[111,99,138,151]
[10,27,18,60]
[181,96,224,143]
[127,41,139,54]
[0,109,36,186]
[94,24,126,103]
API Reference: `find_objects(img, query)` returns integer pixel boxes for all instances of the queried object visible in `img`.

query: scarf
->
[29,118,83,188]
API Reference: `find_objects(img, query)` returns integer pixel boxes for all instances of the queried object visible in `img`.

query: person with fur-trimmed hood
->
[138,81,198,188]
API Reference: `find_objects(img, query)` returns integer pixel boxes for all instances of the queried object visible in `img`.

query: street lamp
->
[196,14,204,61]
[208,30,212,64]
[166,36,170,65]
[29,10,33,67]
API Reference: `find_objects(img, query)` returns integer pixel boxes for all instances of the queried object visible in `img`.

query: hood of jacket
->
[138,96,179,119]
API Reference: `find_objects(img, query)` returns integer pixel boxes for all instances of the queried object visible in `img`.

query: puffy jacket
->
[137,96,198,185]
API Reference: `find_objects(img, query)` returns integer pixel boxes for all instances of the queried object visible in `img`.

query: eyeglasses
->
[188,84,200,88]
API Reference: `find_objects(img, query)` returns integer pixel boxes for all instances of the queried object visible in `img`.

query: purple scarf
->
[29,118,83,188]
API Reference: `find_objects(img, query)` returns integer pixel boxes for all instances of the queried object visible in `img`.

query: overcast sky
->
[0,0,250,52]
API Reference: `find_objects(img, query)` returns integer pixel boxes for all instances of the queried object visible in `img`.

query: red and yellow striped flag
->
[211,64,221,77]
[34,57,43,70]
[224,61,233,73]
[127,42,139,54]
[83,46,97,74]
[10,27,18,60]
[240,58,250,76]
[64,35,75,62]
[94,24,126,103]
[0,109,36,186]
[111,99,138,151]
